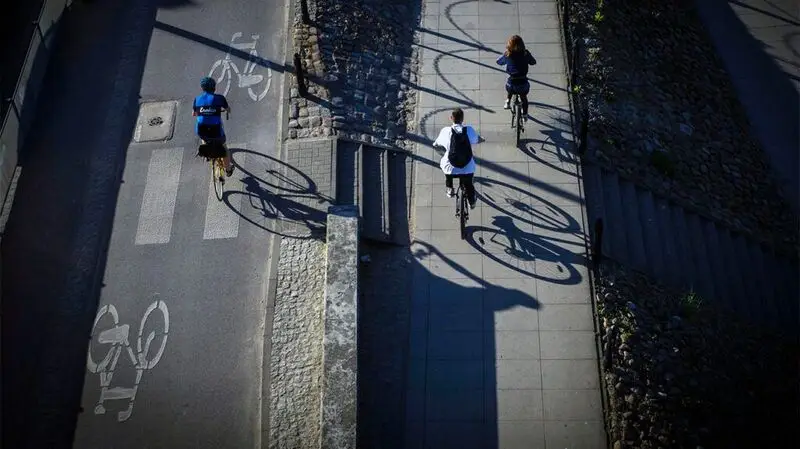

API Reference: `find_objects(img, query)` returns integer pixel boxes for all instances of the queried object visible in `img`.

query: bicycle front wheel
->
[212,159,225,200]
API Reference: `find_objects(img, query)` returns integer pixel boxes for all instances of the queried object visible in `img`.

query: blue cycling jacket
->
[193,92,229,136]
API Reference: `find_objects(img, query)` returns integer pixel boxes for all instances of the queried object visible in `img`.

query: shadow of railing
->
[701,0,800,212]
[2,2,156,447]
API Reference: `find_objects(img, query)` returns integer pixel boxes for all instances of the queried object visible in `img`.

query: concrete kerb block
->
[320,204,359,449]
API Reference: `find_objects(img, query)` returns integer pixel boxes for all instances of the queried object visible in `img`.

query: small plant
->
[594,11,605,22]
[572,84,583,94]
[649,150,675,177]
[594,0,605,22]
[680,291,704,319]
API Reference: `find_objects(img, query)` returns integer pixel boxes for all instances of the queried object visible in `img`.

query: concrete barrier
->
[320,205,359,449]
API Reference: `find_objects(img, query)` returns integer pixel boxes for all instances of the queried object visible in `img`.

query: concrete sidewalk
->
[405,1,605,448]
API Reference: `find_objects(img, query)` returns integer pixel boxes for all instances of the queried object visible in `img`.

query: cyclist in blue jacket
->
[193,76,233,176]
[496,35,537,121]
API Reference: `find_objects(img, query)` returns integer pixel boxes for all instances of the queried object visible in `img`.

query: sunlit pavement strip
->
[406,1,605,447]
[135,148,183,245]
[203,147,245,240]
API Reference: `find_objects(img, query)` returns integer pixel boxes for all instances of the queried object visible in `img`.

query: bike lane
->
[2,0,287,447]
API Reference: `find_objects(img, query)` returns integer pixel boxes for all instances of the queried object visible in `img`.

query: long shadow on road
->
[1,2,160,448]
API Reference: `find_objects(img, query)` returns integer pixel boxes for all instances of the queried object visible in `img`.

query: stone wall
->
[269,237,327,449]
[288,0,422,150]
[564,0,798,256]
[558,1,800,446]
[595,261,799,449]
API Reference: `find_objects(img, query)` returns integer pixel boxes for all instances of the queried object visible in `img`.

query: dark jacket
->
[496,50,537,84]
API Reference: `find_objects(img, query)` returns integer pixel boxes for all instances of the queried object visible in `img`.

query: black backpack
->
[448,127,473,168]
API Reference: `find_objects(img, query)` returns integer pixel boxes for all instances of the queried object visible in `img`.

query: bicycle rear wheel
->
[459,186,469,240]
[212,158,225,201]
[515,98,522,147]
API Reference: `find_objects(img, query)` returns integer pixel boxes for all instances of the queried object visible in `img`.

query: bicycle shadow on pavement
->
[406,239,542,448]
[467,215,587,286]
[221,148,330,238]
[231,148,322,196]
[476,178,584,235]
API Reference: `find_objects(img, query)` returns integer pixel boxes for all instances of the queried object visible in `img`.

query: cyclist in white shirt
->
[432,108,481,209]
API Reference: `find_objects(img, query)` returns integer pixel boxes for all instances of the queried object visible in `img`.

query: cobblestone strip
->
[287,0,422,150]
[268,237,327,449]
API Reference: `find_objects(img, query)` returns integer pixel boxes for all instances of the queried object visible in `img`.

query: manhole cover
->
[134,101,177,143]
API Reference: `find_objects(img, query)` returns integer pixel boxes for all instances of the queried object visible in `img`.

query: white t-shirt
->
[434,124,480,175]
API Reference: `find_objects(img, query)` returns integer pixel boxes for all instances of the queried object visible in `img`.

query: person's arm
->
[433,127,449,148]
[496,54,508,66]
[192,97,198,117]
[467,126,480,145]
[220,95,231,118]
[526,50,537,65]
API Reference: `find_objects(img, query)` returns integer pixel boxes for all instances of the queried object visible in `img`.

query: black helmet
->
[200,76,217,92]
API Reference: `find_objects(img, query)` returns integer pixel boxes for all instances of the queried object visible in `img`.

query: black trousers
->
[506,91,529,116]
[445,173,476,205]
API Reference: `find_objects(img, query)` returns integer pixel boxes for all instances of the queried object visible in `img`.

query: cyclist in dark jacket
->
[496,35,537,121]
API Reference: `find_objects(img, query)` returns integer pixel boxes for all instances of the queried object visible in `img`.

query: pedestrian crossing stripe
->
[135,148,183,245]
[203,148,245,240]
[134,144,246,245]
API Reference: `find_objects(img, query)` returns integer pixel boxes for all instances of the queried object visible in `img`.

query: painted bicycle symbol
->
[209,32,272,101]
[86,300,169,422]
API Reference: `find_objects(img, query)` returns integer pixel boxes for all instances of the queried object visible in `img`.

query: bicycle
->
[197,111,230,201]
[432,143,472,239]
[510,92,524,146]
[208,150,227,200]
[453,175,470,240]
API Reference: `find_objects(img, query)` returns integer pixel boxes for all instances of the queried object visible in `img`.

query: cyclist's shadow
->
[222,175,327,237]
[467,215,586,285]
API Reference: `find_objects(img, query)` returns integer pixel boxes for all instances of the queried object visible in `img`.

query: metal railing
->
[555,0,589,157]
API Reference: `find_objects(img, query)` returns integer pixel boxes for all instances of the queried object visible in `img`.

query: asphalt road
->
[1,0,288,448]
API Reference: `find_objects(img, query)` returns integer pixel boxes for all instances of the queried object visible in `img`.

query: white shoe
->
[446,188,455,198]
[503,99,510,109]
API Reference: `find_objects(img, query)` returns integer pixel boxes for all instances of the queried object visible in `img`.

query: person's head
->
[200,76,217,93]
[505,35,525,56]
[451,108,464,124]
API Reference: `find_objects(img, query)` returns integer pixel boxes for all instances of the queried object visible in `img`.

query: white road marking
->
[208,32,272,101]
[135,148,183,245]
[86,299,169,422]
[203,147,245,240]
